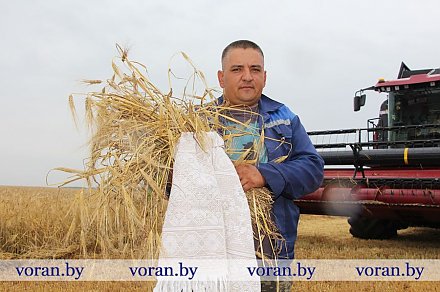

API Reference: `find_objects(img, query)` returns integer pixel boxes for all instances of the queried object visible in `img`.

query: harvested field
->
[1,186,439,291]
[297,215,440,259]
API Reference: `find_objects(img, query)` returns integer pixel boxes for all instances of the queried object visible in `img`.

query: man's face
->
[218,48,266,106]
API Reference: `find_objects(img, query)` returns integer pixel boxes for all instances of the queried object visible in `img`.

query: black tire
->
[348,216,398,239]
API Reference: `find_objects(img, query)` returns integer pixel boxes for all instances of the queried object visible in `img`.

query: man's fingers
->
[242,182,251,192]
[236,164,261,189]
[238,173,250,190]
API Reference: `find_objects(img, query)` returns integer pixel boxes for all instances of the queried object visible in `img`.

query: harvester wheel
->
[348,216,398,239]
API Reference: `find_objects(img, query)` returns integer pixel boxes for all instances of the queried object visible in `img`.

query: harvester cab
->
[356,62,440,147]
[296,62,440,239]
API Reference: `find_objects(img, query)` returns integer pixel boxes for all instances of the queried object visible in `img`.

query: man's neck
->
[225,103,259,123]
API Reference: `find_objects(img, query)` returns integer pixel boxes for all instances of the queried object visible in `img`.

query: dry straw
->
[60,45,284,259]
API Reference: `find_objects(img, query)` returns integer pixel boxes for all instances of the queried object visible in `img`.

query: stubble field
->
[0,186,439,291]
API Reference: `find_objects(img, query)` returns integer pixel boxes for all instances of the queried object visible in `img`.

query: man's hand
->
[235,164,266,192]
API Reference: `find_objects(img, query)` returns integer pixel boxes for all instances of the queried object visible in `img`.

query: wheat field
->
[0,186,439,291]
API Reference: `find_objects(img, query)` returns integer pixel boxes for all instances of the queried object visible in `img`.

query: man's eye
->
[232,68,240,72]
[252,68,261,72]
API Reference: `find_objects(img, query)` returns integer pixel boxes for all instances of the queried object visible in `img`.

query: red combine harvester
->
[296,62,440,239]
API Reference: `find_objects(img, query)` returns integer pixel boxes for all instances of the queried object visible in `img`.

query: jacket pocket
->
[265,125,293,161]
[271,124,292,140]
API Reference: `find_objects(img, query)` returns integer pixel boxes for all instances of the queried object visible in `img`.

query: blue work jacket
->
[218,94,324,259]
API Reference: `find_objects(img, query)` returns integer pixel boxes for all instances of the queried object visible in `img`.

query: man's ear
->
[263,70,267,87]
[217,70,225,88]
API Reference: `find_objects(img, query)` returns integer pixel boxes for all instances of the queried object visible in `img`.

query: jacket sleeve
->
[257,116,324,200]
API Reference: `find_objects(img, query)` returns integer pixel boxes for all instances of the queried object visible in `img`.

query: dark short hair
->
[221,40,264,64]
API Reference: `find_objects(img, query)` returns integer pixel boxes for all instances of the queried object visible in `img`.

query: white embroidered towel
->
[154,132,260,291]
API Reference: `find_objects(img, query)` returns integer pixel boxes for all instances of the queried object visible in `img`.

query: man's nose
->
[242,68,253,81]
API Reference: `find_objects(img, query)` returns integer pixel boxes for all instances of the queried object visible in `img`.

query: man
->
[217,40,324,291]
